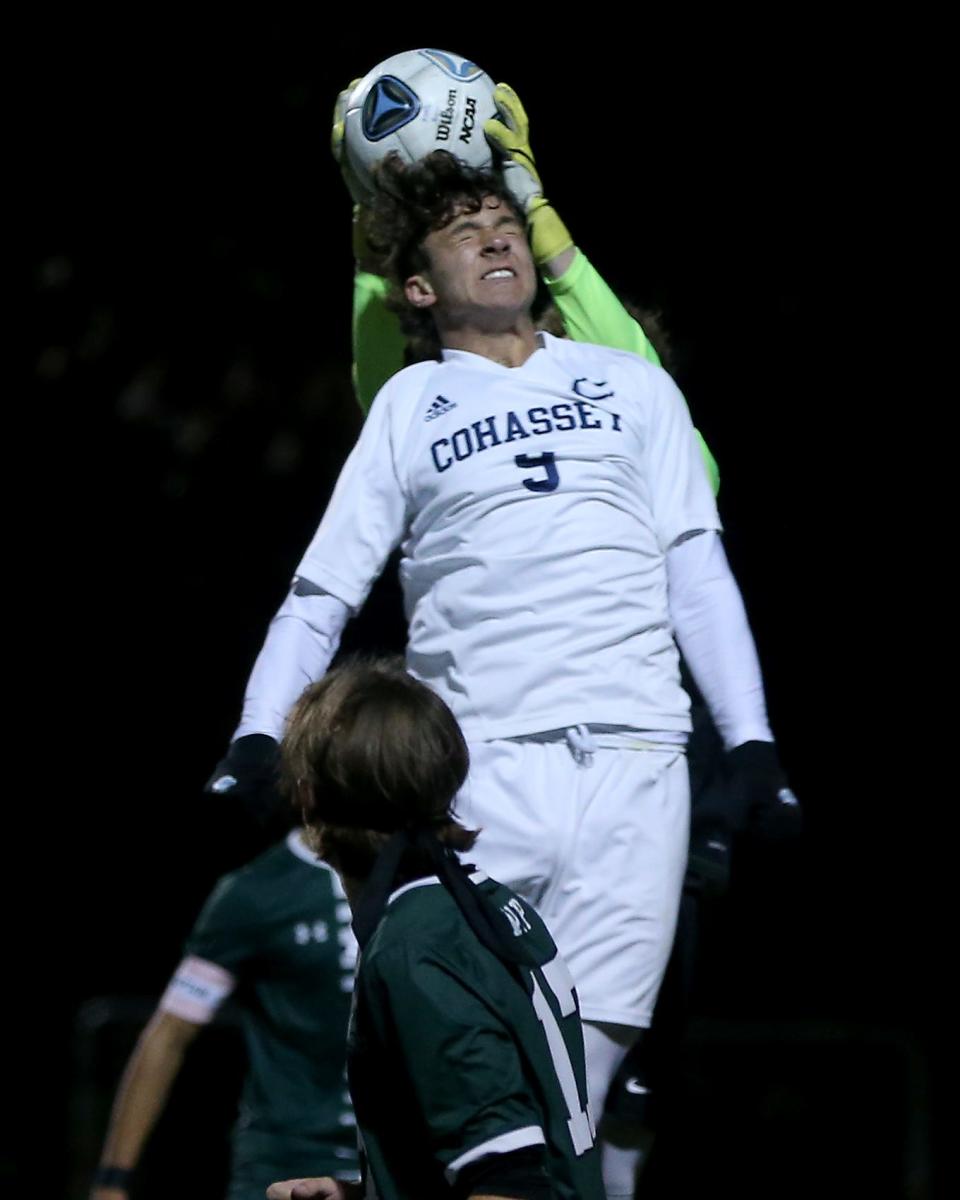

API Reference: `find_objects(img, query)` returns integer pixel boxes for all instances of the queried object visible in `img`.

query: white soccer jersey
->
[296,333,721,741]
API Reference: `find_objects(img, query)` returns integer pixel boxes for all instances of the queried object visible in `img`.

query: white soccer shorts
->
[456,732,690,1029]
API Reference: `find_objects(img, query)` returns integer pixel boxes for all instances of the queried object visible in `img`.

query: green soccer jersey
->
[183,830,359,1190]
[348,873,604,1200]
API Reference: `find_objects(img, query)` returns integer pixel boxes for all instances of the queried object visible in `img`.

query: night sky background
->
[27,15,936,1199]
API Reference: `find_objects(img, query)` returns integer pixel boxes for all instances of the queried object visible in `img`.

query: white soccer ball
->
[342,48,497,199]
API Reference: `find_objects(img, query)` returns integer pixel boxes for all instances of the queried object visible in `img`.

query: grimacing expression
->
[405,195,537,327]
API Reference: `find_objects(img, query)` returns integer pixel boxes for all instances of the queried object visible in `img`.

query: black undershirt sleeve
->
[455,1145,554,1200]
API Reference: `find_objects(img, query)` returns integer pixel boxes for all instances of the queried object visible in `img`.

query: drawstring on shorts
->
[565,724,598,767]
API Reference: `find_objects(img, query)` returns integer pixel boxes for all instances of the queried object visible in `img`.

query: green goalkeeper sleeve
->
[546,251,720,495]
[352,271,406,415]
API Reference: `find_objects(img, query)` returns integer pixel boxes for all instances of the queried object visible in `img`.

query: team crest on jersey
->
[572,377,615,401]
[425,394,457,421]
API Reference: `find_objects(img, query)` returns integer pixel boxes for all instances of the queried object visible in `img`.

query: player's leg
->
[458,738,689,1199]
[580,1021,638,1117]
[580,1021,645,1198]
[546,745,690,1199]
[542,746,690,1028]
[600,887,700,1193]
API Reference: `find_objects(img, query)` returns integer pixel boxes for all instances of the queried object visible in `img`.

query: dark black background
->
[26,16,934,1198]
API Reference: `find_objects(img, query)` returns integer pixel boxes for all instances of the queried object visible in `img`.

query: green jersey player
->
[91,830,358,1200]
[268,657,605,1200]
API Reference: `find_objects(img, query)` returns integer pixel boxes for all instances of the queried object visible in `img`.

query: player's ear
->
[404,272,437,309]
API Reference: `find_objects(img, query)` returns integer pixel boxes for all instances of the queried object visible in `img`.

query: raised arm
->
[331,81,406,413]
[351,265,405,412]
[485,84,719,494]
[206,382,409,811]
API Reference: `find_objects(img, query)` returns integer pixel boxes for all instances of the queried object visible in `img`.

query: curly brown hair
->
[366,150,526,362]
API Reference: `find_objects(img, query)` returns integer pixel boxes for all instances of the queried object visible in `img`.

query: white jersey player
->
[247,331,723,744]
[209,153,788,1199]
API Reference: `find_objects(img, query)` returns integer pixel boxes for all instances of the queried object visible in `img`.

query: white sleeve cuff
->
[444,1126,547,1184]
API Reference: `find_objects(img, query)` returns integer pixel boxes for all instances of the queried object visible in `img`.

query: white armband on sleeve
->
[234,584,351,742]
[667,530,773,751]
[159,955,236,1024]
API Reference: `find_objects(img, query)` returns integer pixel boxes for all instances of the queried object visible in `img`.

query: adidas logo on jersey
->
[425,394,457,421]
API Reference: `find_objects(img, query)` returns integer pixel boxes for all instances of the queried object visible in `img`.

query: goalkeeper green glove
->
[331,79,366,204]
[331,80,386,271]
[483,82,573,268]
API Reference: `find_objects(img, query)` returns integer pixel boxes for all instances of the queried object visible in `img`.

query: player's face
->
[405,195,537,328]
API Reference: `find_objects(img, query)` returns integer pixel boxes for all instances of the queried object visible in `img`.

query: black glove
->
[205,733,282,827]
[687,818,733,898]
[726,740,802,841]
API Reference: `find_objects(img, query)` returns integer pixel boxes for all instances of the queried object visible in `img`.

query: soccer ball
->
[342,49,497,199]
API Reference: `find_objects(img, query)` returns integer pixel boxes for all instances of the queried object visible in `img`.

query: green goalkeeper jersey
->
[183,831,359,1184]
[545,251,719,493]
[350,249,719,494]
[348,872,604,1200]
